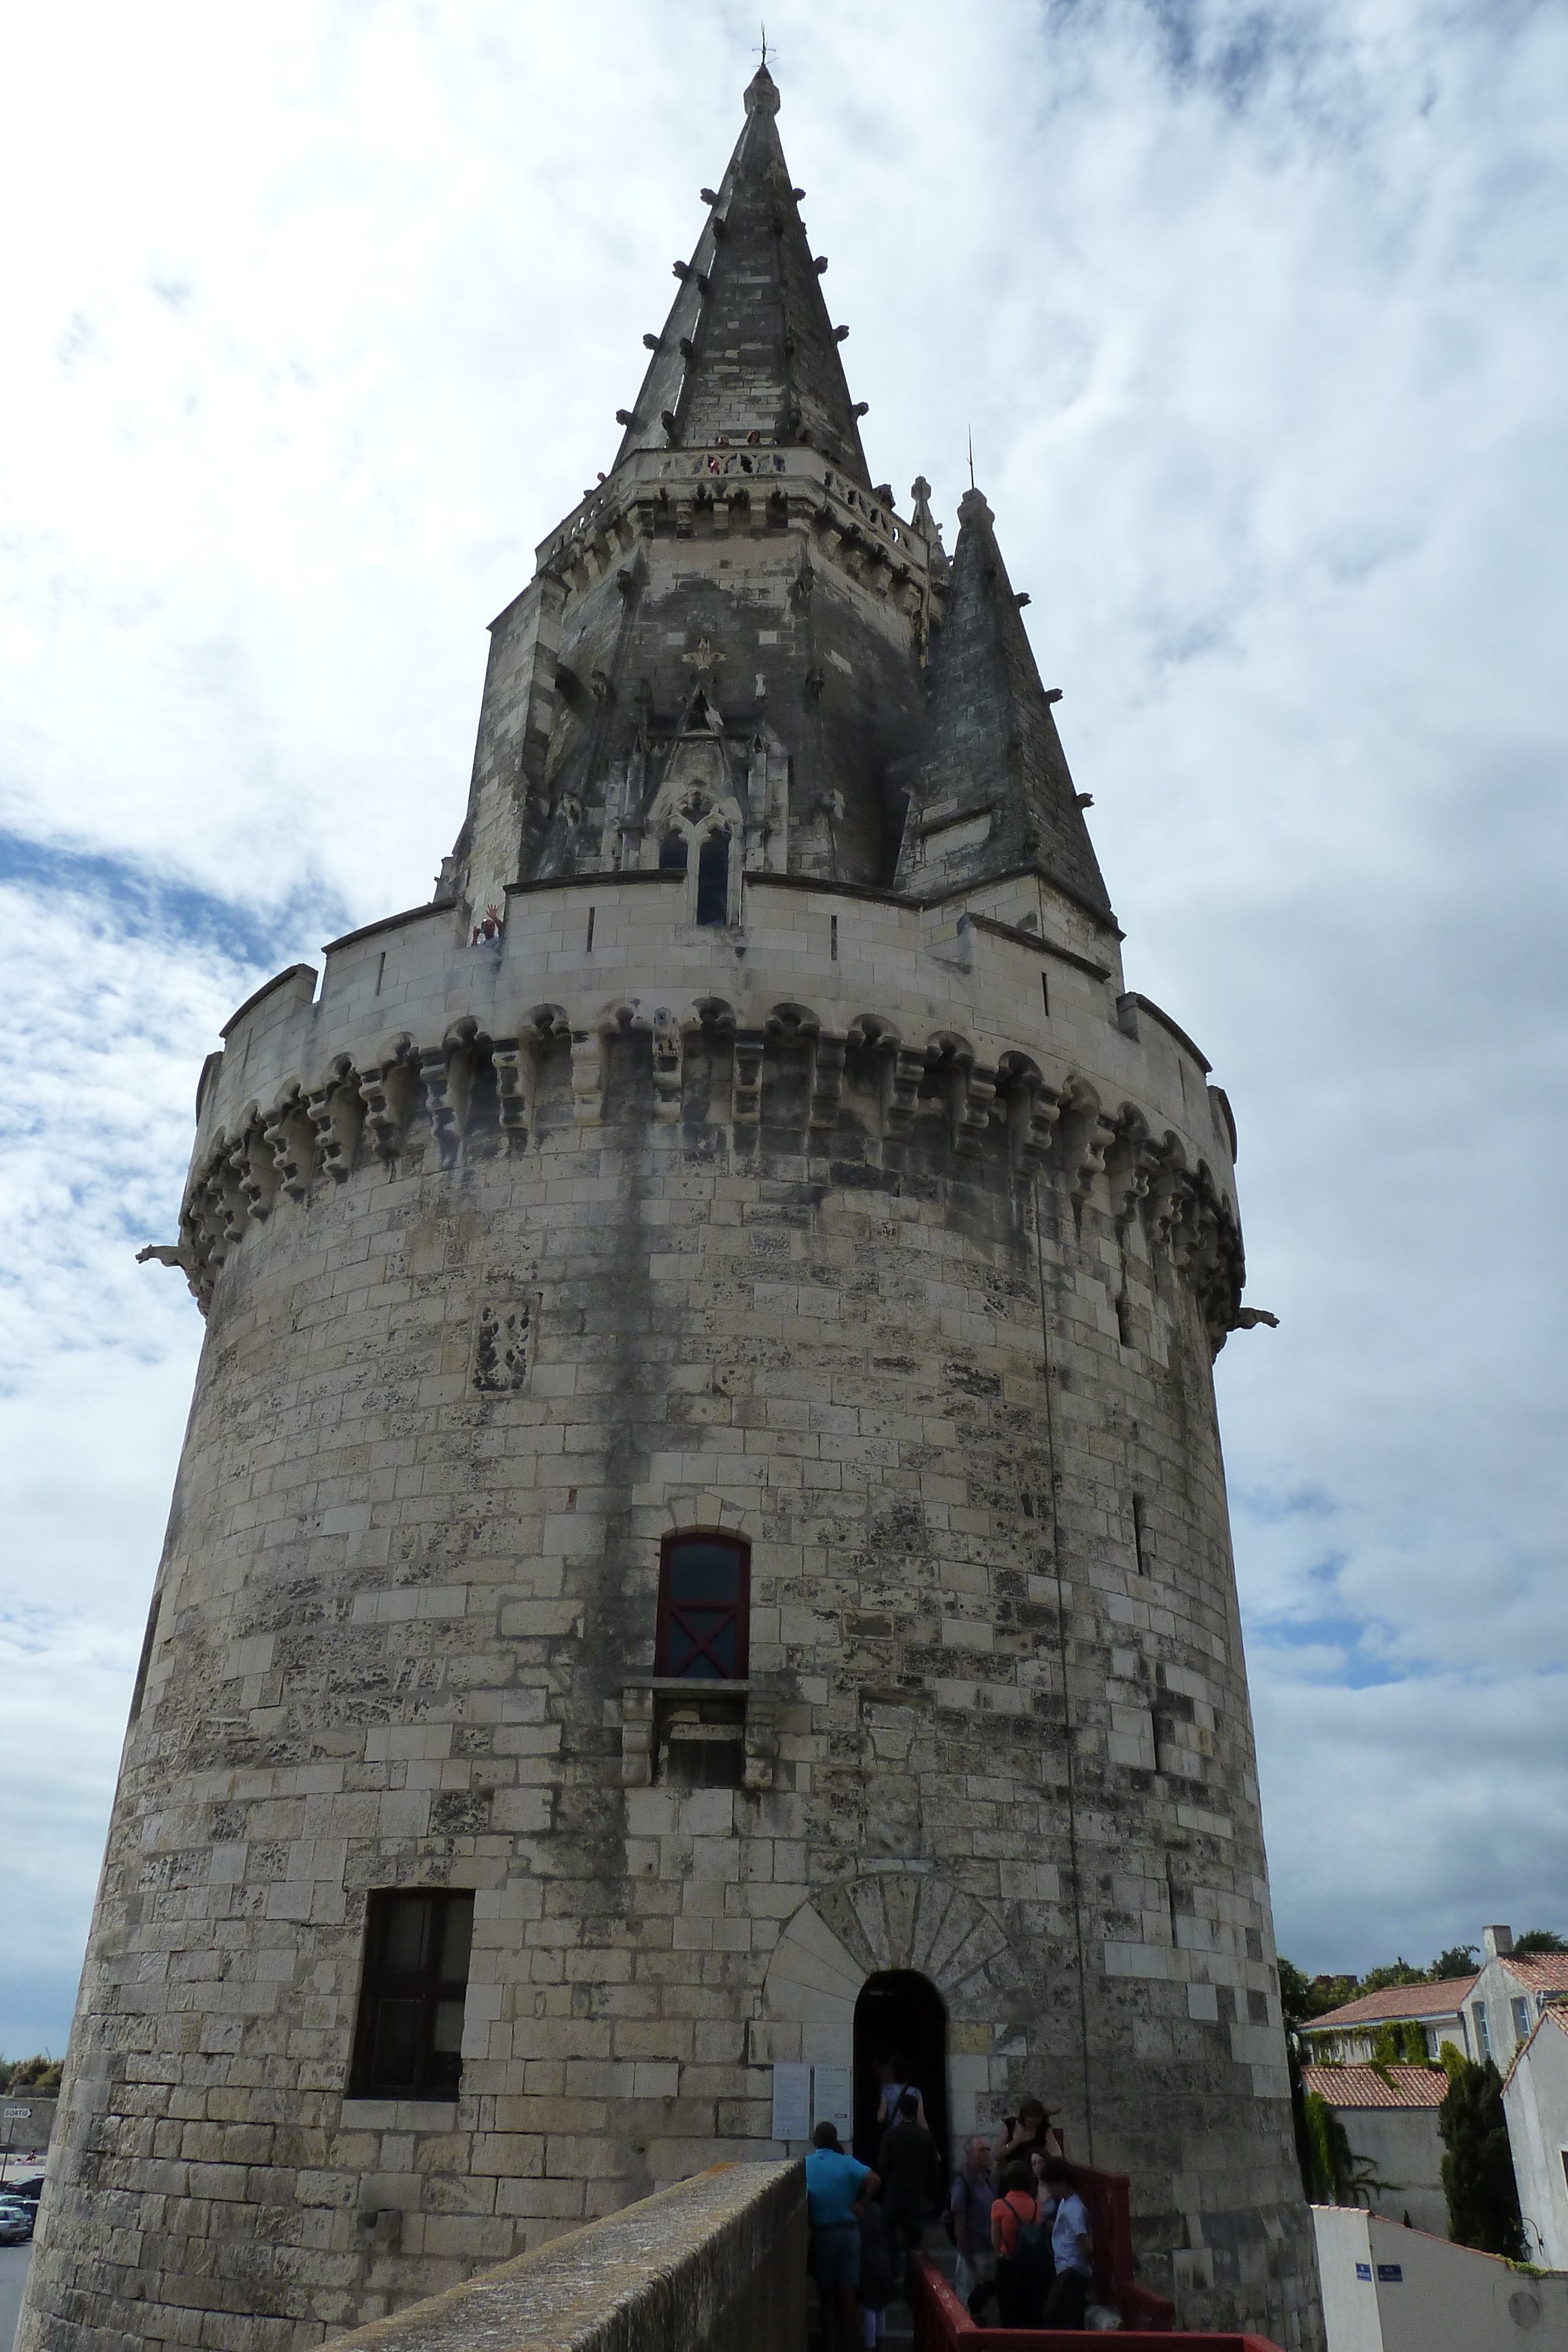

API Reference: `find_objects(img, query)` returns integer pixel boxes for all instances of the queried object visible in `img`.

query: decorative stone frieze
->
[173,1000,1248,1345]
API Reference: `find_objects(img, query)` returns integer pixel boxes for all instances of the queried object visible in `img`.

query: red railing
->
[907,2257,1285,2350]
[1072,2162,1175,2328]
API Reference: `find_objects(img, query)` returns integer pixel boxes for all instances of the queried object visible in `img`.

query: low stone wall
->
[326,2161,805,2352]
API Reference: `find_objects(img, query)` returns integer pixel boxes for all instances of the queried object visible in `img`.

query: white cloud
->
[1,0,1566,2043]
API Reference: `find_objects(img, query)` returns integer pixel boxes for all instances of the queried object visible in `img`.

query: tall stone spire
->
[612,64,872,486]
[895,486,1114,921]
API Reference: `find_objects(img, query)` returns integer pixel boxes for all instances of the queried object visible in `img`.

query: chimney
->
[1483,1925,1513,1958]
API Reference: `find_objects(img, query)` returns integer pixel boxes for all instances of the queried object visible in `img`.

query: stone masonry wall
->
[21,875,1320,2352]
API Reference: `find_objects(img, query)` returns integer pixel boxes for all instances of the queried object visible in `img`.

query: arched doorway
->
[852,1970,948,2170]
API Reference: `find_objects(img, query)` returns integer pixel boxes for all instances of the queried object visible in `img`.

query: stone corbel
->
[1006,1076,1061,1175]
[1108,1110,1162,1231]
[1143,1138,1188,1247]
[1055,1081,1116,1208]
[208,1147,249,1248]
[651,1007,683,1121]
[235,1112,280,1220]
[743,1691,780,1793]
[946,1051,997,1158]
[732,1031,765,1126]
[489,1039,530,1150]
[883,1046,927,1141]
[621,1689,655,1789]
[359,1037,419,1163]
[570,1029,606,1125]
[307,1055,364,1183]
[809,1033,847,1133]
[263,1085,316,1201]
[419,1047,462,1169]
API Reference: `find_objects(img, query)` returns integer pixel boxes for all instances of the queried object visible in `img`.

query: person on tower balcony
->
[805,2121,881,2352]
[1037,2156,1095,2330]
[875,2090,940,2285]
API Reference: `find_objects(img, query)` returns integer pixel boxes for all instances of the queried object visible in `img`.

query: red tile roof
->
[1303,1977,1477,2031]
[1303,2063,1448,2110]
[1506,1953,1568,1993]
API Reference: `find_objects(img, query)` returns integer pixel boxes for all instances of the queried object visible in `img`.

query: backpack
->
[1014,2214,1054,2282]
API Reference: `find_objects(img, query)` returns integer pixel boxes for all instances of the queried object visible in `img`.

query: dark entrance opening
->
[852,1970,948,2172]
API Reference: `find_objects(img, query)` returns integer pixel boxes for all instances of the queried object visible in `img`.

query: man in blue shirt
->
[805,2122,881,2352]
[1037,2157,1094,2330]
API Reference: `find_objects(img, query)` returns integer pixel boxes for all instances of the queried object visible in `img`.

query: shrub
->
[1438,2054,1524,2259]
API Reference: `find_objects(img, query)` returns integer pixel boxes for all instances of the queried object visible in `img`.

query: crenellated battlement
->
[173,872,1244,1346]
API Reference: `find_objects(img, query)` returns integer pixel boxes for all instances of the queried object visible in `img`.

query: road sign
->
[3,2106,31,2119]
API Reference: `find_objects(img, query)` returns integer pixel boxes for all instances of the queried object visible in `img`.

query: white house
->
[1502,2005,1568,2269]
[1302,1979,1476,2066]
[1300,2064,1447,2237]
[1465,1926,1568,2074]
[1312,2207,1568,2352]
[1303,1926,1568,2070]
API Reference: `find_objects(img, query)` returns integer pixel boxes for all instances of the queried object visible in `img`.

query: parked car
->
[0,2200,34,2243]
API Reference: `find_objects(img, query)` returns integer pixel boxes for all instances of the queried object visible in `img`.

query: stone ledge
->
[327,2159,805,2352]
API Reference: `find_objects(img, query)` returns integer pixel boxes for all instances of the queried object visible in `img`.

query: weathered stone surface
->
[325,2161,804,2352]
[20,61,1319,2352]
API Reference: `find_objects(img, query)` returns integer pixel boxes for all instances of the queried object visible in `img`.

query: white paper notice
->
[812,2063,852,2139]
[771,2063,811,2141]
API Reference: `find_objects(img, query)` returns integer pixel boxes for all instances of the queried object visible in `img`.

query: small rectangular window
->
[1474,2003,1492,2058]
[1513,1997,1532,2041]
[1041,973,1050,1018]
[350,1890,474,2100]
[1131,1495,1147,1578]
[586,906,596,953]
[656,1532,749,1679]
[831,913,839,961]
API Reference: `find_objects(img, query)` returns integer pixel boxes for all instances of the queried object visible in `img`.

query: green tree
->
[0,2054,62,2093]
[1359,1959,1426,1996]
[1513,1929,1567,1956]
[1278,1959,1359,2025]
[1430,1945,1479,1980]
[1437,2049,1524,2259]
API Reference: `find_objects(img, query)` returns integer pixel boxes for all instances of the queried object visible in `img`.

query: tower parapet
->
[21,65,1319,2352]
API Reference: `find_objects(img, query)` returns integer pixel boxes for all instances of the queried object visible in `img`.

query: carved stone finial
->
[744,62,781,116]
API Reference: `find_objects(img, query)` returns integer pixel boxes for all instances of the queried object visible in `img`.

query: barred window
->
[655,1532,749,1680]
[350,1890,474,2100]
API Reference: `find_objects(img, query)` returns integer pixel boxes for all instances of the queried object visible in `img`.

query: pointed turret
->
[895,487,1114,920]
[611,65,872,485]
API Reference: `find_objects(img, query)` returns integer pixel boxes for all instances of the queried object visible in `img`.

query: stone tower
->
[22,66,1321,2352]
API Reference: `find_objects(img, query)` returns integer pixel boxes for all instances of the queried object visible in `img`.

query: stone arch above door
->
[756,1867,1041,2073]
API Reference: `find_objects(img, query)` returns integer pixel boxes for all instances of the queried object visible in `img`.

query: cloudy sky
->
[2,0,1566,2056]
